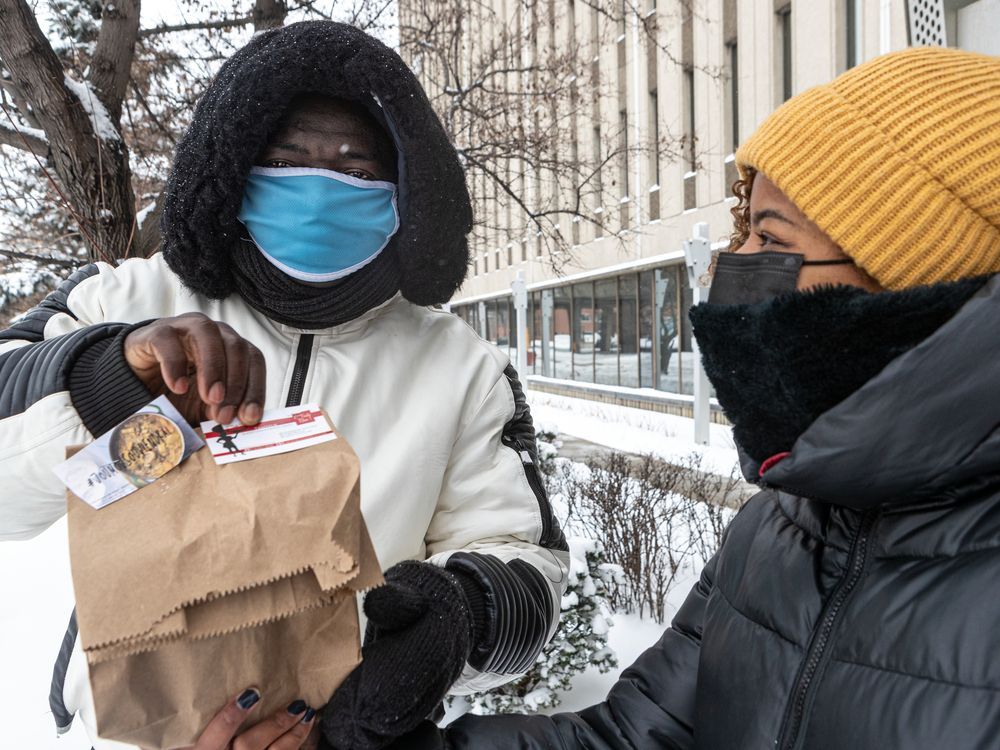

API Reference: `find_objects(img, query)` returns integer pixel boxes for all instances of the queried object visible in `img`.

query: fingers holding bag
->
[189,689,319,750]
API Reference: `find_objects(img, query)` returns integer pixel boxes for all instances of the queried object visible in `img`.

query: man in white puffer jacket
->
[0,21,569,750]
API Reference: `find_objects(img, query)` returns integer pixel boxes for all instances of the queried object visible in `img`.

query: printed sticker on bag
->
[54,396,204,509]
[200,404,336,465]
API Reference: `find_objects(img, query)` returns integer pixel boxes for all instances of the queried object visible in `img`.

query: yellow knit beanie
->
[736,47,1000,290]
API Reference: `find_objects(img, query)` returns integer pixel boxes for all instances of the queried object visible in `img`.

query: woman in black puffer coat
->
[321,46,1000,750]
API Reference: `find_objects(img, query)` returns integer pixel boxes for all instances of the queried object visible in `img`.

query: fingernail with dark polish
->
[237,689,260,710]
[287,699,308,715]
[301,707,316,724]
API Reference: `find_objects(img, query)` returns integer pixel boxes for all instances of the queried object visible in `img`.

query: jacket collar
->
[760,274,1000,508]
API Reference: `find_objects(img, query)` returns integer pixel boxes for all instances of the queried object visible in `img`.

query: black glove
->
[321,561,484,750]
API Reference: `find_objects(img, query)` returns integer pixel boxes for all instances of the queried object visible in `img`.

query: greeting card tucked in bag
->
[65,408,383,750]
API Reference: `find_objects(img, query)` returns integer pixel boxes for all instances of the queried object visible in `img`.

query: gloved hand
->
[320,561,483,750]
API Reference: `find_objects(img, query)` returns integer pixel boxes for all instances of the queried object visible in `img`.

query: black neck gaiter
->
[688,277,987,465]
[231,239,402,329]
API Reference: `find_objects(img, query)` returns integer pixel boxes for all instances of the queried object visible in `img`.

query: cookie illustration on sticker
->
[110,412,185,488]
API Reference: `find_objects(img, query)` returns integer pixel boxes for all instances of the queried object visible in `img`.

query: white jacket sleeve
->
[0,262,157,540]
[425,363,570,693]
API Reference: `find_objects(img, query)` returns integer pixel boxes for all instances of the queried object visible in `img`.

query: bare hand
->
[124,313,266,426]
[187,689,319,750]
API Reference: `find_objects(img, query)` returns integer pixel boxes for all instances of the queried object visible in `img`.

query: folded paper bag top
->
[66,411,383,749]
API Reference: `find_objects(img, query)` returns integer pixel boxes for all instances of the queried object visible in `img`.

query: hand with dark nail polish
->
[187,687,318,750]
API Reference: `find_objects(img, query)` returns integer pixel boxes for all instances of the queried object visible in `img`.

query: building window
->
[638,270,654,388]
[655,267,680,393]
[496,298,510,351]
[618,274,639,387]
[485,299,498,344]
[504,297,516,361]
[682,67,697,210]
[619,107,631,228]
[681,6,696,210]
[726,42,739,152]
[679,282,695,395]
[451,263,707,396]
[646,10,661,222]
[777,4,793,103]
[572,282,595,383]
[724,0,739,155]
[531,291,542,374]
[594,278,618,385]
[617,23,630,230]
[553,285,573,380]
[592,124,604,236]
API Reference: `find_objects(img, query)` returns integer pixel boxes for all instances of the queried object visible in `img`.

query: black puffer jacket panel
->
[416,275,1000,749]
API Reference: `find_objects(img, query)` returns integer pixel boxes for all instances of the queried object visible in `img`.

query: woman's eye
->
[264,159,293,168]
[759,232,782,248]
[344,169,373,180]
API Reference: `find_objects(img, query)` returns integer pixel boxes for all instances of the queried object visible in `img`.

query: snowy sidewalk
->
[528,391,747,488]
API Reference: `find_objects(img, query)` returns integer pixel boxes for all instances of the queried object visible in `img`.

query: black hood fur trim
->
[161,21,472,306]
[689,276,988,465]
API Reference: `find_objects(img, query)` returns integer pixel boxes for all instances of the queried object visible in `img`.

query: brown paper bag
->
[66,415,383,749]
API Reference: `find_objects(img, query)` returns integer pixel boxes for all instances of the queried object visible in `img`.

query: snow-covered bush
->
[454,537,620,715]
[549,450,744,624]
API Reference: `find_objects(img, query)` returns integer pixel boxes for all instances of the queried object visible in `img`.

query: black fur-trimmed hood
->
[160,21,472,306]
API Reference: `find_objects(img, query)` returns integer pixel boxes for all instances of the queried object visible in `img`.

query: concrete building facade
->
[400,0,1000,415]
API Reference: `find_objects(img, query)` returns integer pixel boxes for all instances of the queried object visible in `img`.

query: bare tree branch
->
[138,15,254,39]
[89,0,140,121]
[0,119,47,155]
[0,247,79,268]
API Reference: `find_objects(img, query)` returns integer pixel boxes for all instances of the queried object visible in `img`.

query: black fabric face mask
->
[689,275,987,468]
[707,251,854,306]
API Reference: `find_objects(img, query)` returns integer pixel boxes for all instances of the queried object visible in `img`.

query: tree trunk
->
[0,0,139,264]
[253,0,288,31]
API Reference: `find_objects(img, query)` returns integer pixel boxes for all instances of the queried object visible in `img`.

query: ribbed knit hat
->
[737,47,1000,290]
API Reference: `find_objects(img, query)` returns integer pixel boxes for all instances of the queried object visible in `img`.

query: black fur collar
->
[688,277,988,464]
[161,21,471,308]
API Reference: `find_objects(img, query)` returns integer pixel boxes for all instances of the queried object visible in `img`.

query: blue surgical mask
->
[238,166,400,283]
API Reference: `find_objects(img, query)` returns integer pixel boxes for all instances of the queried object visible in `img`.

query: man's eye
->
[758,232,782,248]
[344,169,373,180]
[264,159,293,168]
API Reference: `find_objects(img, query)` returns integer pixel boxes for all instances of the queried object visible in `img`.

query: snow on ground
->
[0,519,93,749]
[528,390,741,477]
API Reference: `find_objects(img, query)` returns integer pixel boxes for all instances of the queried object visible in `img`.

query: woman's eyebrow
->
[752,208,798,227]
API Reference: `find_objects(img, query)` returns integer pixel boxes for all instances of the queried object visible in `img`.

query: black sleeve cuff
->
[448,567,489,649]
[69,324,154,437]
[446,552,556,675]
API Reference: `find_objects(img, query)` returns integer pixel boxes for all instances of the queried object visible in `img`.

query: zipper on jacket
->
[776,508,880,750]
[284,334,314,407]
